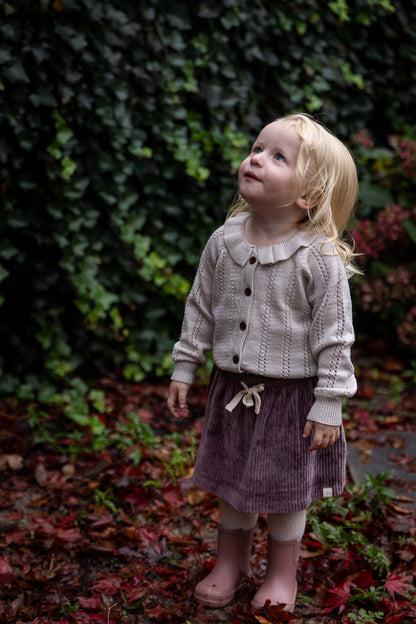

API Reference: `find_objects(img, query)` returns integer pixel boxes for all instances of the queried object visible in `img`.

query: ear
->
[295,187,322,211]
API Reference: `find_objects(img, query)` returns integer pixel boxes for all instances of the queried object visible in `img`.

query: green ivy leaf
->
[0,265,10,283]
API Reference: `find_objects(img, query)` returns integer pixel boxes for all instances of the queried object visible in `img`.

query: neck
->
[245,213,301,247]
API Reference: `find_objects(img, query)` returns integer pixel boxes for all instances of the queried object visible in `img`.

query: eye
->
[274,152,285,162]
[252,146,262,154]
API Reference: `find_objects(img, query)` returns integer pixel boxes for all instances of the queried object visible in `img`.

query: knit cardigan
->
[171,212,357,426]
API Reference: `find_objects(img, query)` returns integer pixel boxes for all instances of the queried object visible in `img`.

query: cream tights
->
[220,500,306,541]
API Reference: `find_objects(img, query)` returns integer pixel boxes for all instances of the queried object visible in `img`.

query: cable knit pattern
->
[172,212,356,426]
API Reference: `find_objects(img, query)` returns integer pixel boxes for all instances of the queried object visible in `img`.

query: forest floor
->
[1,342,416,624]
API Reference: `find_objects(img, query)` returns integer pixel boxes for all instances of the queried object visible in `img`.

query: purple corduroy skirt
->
[192,366,347,513]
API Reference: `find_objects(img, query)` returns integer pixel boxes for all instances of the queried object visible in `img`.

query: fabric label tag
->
[323,487,333,498]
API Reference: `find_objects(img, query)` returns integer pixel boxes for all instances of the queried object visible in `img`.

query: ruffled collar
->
[223,212,321,266]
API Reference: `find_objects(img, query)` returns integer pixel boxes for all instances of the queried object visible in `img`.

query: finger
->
[177,387,189,410]
[303,420,314,438]
[310,427,339,450]
[168,383,190,419]
[318,436,330,449]
[323,430,339,449]
[309,439,322,451]
[167,400,180,419]
[167,390,182,418]
[309,430,325,451]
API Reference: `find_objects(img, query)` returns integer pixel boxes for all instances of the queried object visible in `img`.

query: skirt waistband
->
[219,366,317,389]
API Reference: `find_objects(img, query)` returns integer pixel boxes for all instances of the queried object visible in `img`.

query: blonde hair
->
[228,112,360,274]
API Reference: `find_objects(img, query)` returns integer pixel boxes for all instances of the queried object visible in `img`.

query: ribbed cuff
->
[306,396,343,426]
[170,361,198,385]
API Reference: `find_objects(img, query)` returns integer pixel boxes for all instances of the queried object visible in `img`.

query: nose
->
[250,151,263,166]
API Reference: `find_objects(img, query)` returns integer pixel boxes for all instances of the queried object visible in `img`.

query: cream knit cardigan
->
[171,212,357,426]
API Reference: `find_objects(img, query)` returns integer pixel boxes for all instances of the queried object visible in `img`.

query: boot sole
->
[194,576,246,607]
[194,590,236,607]
[251,584,296,611]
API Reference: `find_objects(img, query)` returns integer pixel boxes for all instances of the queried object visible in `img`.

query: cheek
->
[238,158,248,174]
[237,161,247,187]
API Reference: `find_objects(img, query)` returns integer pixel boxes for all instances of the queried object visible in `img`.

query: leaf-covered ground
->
[1,352,416,624]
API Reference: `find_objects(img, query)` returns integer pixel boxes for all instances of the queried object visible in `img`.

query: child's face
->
[238,120,303,215]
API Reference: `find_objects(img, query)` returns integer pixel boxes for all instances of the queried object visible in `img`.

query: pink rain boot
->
[251,537,301,612]
[194,525,254,607]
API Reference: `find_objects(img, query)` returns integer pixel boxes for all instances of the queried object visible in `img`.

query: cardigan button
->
[233,355,239,364]
[244,287,252,296]
[240,322,247,331]
[249,256,256,264]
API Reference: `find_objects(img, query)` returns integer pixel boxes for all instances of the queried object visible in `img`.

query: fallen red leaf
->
[146,603,169,619]
[78,595,103,610]
[0,556,12,579]
[349,568,375,589]
[321,580,351,613]
[385,613,414,624]
[384,569,414,598]
[91,575,123,595]
[57,526,83,543]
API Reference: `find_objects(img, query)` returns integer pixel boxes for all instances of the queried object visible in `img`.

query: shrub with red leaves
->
[352,129,416,355]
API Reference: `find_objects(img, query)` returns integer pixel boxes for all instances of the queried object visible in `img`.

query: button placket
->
[232,251,257,368]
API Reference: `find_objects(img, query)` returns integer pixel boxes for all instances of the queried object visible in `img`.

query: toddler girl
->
[167,113,358,612]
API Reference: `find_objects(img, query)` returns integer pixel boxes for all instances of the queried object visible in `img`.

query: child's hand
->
[167,381,191,419]
[303,420,340,451]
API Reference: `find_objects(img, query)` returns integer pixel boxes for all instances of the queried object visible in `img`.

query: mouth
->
[244,170,260,181]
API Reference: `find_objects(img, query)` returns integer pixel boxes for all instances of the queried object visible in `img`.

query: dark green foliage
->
[1,0,415,392]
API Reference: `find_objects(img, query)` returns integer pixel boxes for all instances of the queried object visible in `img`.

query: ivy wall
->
[1,0,415,393]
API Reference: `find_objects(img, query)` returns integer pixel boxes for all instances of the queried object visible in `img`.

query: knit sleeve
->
[305,245,357,426]
[170,229,221,385]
